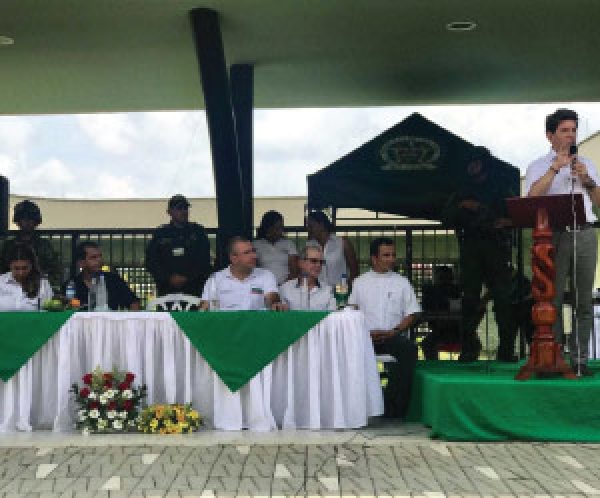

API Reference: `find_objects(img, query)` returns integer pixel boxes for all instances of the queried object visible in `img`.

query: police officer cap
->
[168,194,190,209]
[13,200,42,224]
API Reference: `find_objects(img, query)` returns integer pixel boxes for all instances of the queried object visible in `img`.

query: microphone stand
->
[569,158,582,376]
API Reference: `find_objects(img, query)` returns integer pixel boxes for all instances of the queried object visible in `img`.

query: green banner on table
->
[0,311,75,382]
[171,311,328,392]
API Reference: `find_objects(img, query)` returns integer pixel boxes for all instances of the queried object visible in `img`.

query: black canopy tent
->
[307,113,520,222]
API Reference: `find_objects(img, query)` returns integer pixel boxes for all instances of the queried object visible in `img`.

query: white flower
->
[128,420,136,427]
[99,395,108,405]
[88,392,97,400]
[107,411,116,420]
[82,428,90,436]
[120,411,128,419]
[113,420,123,430]
[78,411,87,422]
[89,409,100,419]
[97,419,107,429]
[106,389,115,399]
[122,389,133,399]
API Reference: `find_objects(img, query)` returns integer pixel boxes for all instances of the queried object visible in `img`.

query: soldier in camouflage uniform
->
[145,195,212,297]
[0,200,61,287]
[445,148,518,362]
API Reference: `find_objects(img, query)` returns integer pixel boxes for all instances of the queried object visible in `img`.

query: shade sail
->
[307,113,520,222]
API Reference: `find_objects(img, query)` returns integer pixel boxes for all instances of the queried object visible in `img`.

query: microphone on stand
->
[569,144,578,185]
[569,144,578,169]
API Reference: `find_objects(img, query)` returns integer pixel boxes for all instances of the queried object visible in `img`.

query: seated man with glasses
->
[201,236,284,311]
[279,245,336,311]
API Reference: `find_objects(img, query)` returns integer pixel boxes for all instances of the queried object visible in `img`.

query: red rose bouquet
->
[70,366,146,435]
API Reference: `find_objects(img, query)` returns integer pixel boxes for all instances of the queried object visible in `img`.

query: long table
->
[0,310,383,432]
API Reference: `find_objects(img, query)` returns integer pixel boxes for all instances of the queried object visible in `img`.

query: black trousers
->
[374,334,418,418]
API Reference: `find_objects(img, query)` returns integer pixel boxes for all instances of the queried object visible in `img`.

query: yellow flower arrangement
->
[138,404,201,434]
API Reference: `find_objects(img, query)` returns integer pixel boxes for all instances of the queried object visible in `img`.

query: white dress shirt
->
[202,266,278,311]
[279,278,336,311]
[253,238,298,285]
[524,149,600,222]
[0,272,53,311]
[348,270,421,331]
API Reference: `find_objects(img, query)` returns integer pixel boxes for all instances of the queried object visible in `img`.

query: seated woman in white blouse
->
[0,243,53,311]
[253,211,299,285]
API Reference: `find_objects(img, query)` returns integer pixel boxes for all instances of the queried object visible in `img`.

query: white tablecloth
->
[0,310,383,432]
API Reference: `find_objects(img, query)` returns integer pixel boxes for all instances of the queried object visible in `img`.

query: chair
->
[376,354,397,384]
[146,293,201,311]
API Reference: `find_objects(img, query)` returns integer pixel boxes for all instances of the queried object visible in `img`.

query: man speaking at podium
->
[525,108,600,376]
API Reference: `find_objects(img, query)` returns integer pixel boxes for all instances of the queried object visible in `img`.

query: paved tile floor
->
[1,421,600,497]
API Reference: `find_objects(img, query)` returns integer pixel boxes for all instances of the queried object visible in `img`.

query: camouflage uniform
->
[446,180,518,361]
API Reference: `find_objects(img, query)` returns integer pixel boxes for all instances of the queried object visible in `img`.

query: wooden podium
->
[506,194,585,380]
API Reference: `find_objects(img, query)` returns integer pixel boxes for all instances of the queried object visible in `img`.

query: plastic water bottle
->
[300,273,310,310]
[88,277,97,311]
[335,273,349,309]
[95,274,109,311]
[66,280,76,301]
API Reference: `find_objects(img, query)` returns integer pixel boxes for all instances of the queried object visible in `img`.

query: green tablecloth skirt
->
[407,360,600,442]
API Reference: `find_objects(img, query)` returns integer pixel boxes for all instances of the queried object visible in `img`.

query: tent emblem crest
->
[380,136,440,171]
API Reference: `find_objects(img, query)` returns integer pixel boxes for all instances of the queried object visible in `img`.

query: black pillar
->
[230,64,254,239]
[0,176,9,234]
[190,8,245,268]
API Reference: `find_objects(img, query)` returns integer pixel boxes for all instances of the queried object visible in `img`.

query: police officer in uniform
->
[445,147,518,362]
[145,195,212,297]
[0,200,61,287]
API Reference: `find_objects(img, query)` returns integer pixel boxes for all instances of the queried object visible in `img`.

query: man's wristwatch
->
[550,166,560,174]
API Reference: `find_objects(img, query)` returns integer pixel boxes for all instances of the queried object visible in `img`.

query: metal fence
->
[0,224,467,298]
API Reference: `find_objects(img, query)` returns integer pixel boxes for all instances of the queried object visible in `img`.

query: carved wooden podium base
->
[515,207,576,380]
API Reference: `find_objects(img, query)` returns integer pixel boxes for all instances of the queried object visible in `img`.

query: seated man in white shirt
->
[348,237,420,419]
[201,236,284,311]
[279,245,336,311]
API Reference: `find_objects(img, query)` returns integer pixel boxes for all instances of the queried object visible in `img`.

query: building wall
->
[7,195,415,230]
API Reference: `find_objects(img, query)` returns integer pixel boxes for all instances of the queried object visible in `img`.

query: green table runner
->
[172,311,328,392]
[0,311,74,381]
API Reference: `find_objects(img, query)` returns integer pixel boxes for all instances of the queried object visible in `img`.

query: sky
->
[1,102,600,199]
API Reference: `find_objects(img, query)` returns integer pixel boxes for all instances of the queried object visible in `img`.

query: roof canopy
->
[306,113,520,221]
[1,0,600,115]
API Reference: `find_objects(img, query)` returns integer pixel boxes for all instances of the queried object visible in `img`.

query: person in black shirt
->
[420,265,462,360]
[444,147,517,362]
[145,195,212,297]
[64,241,140,311]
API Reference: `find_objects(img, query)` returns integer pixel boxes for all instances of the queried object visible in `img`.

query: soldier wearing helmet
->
[0,200,61,286]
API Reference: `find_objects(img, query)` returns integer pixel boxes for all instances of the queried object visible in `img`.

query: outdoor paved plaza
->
[1,422,600,498]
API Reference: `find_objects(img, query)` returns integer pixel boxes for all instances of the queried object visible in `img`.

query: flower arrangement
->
[70,366,146,435]
[138,404,201,434]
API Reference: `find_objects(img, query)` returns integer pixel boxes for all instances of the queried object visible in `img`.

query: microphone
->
[568,144,578,185]
[569,145,578,170]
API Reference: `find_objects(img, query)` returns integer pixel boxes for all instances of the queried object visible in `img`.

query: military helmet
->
[13,200,42,224]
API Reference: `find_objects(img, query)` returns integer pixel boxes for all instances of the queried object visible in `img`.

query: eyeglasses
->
[171,205,189,211]
[304,258,326,265]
